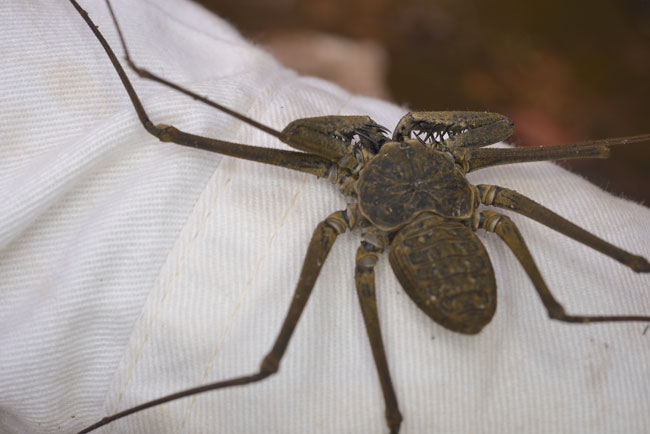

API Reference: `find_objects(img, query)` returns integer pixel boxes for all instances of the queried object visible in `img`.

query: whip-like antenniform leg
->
[461,135,650,172]
[69,0,333,178]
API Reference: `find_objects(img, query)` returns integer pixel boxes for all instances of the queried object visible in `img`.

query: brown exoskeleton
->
[69,1,650,433]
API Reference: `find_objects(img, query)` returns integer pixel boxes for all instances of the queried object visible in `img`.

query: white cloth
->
[1,1,649,433]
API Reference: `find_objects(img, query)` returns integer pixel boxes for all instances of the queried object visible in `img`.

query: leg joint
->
[477,184,498,205]
[324,210,350,235]
[260,354,280,375]
[386,410,403,434]
[479,210,508,233]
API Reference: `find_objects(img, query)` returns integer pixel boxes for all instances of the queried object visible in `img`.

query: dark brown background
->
[195,0,650,204]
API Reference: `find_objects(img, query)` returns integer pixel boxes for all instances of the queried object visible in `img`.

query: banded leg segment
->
[355,235,403,434]
[70,0,333,177]
[477,184,650,272]
[479,211,650,324]
[77,211,350,434]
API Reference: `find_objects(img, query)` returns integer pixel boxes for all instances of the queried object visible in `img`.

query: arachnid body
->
[1,1,649,433]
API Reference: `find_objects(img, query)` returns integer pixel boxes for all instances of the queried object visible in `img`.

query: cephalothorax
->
[69,1,650,433]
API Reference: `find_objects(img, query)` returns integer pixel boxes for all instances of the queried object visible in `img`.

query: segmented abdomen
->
[389,213,496,334]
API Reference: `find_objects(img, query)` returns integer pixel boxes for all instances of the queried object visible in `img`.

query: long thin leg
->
[69,0,333,177]
[459,134,650,173]
[355,235,403,434]
[479,211,650,324]
[102,0,285,142]
[477,184,650,272]
[77,211,350,434]
[106,0,391,168]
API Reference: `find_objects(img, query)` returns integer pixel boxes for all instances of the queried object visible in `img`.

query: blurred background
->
[194,0,650,204]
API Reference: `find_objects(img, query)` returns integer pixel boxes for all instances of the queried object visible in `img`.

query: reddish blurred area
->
[196,0,650,204]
